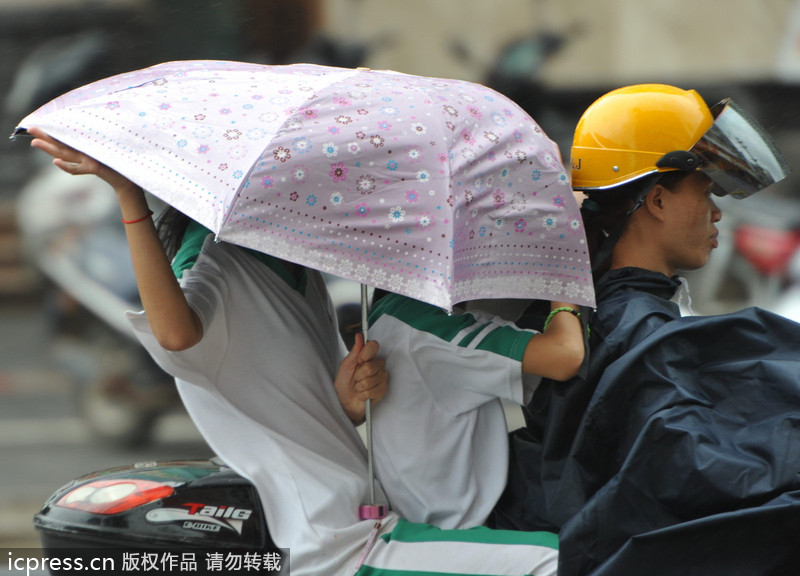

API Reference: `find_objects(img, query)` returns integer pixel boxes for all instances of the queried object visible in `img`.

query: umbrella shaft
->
[360,283,376,505]
[361,284,369,339]
[366,399,375,505]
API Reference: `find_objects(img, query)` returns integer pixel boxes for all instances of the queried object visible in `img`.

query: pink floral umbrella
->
[15,60,594,310]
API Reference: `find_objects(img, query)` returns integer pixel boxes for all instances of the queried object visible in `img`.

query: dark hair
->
[156,206,193,261]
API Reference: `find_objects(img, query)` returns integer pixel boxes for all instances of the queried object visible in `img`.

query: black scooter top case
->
[34,458,275,551]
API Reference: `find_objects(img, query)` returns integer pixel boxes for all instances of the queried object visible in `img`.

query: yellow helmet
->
[571,84,713,191]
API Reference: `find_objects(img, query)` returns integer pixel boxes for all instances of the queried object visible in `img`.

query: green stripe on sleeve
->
[472,324,535,362]
[369,293,479,340]
[369,293,535,362]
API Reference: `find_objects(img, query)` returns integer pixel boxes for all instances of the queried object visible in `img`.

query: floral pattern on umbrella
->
[17,60,594,309]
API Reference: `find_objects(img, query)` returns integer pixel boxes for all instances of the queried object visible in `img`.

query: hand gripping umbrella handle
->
[359,283,386,520]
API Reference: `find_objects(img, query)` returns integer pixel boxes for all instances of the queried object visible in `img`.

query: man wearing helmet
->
[492,85,800,576]
[573,84,787,275]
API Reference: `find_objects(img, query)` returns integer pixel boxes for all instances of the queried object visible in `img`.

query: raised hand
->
[27,127,136,194]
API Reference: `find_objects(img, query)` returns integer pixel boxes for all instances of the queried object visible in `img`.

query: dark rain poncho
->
[492,267,800,576]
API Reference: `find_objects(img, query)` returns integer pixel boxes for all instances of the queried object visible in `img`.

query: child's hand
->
[335,333,389,425]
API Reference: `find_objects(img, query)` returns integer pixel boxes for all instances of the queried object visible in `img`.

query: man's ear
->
[643,185,667,222]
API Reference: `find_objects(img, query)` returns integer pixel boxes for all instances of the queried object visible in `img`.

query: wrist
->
[117,186,150,221]
[121,209,154,225]
[342,400,366,426]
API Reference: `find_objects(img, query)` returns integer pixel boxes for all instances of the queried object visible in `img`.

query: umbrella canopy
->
[16,60,594,309]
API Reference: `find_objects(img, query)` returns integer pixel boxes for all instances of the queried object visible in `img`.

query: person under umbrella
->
[29,127,563,575]
[364,286,586,532]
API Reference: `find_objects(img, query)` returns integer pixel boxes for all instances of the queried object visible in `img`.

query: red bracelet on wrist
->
[121,209,154,225]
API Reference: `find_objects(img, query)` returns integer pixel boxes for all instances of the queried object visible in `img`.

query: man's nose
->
[711,201,722,222]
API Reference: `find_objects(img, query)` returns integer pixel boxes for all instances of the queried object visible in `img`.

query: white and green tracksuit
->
[362,293,558,574]
[368,293,542,530]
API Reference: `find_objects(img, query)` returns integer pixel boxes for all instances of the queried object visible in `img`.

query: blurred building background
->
[3,0,800,190]
[1,0,800,547]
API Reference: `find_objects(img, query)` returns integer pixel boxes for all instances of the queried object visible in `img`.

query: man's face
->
[661,172,722,273]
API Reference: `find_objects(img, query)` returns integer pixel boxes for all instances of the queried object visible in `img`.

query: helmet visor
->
[691,99,789,198]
